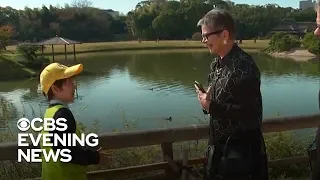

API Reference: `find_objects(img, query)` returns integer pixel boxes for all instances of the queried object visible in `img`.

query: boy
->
[39,63,107,180]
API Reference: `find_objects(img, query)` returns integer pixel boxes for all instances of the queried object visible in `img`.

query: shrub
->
[15,43,49,68]
[302,32,320,55]
[268,32,301,52]
[27,56,50,68]
[265,132,311,179]
[16,43,42,57]
[191,32,202,41]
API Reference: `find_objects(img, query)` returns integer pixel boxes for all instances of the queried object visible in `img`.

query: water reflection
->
[0,51,318,132]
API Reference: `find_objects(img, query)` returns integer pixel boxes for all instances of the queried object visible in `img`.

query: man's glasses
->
[202,30,224,41]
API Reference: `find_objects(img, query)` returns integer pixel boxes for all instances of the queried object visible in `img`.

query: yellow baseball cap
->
[40,63,83,95]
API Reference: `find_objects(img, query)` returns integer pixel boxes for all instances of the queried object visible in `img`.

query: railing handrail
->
[0,113,319,161]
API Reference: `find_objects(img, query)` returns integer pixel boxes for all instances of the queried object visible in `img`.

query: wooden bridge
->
[0,113,319,180]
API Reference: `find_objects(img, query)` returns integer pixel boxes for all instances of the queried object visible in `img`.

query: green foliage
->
[268,32,301,52]
[15,43,50,68]
[152,12,185,40]
[0,3,127,42]
[302,32,320,55]
[265,132,310,179]
[0,25,14,50]
[0,55,36,79]
[16,43,42,55]
[0,1,317,42]
[289,7,317,22]
[126,2,316,41]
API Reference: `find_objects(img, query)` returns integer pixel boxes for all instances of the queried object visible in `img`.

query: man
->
[314,0,320,37]
[39,63,109,180]
[311,1,320,179]
[195,9,269,180]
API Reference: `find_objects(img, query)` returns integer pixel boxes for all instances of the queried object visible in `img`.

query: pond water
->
[0,50,319,134]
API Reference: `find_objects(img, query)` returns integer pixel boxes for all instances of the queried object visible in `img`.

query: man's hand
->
[97,147,112,165]
[194,85,212,112]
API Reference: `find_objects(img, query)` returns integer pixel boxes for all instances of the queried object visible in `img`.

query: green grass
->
[6,40,270,55]
[0,54,37,80]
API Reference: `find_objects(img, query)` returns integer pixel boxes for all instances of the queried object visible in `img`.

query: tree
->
[152,12,185,39]
[0,1,317,42]
[208,0,230,10]
[302,32,320,55]
[124,0,298,40]
[71,0,93,8]
[268,32,301,52]
[0,25,14,50]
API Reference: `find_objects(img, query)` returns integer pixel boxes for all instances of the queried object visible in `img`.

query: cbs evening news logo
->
[17,118,99,163]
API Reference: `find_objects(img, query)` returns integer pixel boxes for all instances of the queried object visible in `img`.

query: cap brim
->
[63,64,83,79]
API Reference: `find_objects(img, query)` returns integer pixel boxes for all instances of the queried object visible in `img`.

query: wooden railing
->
[0,113,320,180]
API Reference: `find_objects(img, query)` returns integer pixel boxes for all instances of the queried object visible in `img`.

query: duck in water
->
[165,117,172,122]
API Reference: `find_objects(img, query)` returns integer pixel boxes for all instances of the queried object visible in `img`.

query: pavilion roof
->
[37,35,81,45]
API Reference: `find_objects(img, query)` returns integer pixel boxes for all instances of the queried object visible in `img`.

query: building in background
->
[269,18,317,38]
[299,0,316,10]
[103,9,120,19]
[224,0,235,7]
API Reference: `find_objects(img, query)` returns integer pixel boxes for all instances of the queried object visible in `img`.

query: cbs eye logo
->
[17,118,31,132]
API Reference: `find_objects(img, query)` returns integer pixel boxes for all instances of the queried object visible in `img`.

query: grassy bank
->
[0,54,37,80]
[1,40,268,81]
[6,40,269,55]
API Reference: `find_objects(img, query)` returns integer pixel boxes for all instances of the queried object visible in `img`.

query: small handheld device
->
[194,81,206,93]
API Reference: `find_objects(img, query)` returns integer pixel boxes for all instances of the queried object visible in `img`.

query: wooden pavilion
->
[269,18,317,38]
[37,35,82,62]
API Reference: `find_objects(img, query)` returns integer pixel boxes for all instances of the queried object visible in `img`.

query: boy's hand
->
[97,147,112,165]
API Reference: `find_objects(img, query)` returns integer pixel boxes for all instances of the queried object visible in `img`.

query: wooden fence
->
[0,113,320,180]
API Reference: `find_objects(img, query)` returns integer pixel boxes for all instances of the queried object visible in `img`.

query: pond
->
[0,50,319,134]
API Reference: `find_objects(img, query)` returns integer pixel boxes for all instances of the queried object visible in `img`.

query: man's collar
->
[216,43,239,67]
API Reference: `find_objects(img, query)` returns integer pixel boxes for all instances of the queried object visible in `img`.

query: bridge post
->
[161,142,175,178]
[181,149,189,180]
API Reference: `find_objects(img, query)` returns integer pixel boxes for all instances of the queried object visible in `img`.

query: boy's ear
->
[51,84,62,94]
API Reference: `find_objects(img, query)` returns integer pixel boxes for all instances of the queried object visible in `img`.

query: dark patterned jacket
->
[207,43,263,145]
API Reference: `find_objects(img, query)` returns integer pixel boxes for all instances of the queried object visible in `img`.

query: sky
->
[0,0,301,14]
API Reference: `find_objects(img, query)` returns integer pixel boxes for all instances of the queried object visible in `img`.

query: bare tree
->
[71,0,93,8]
